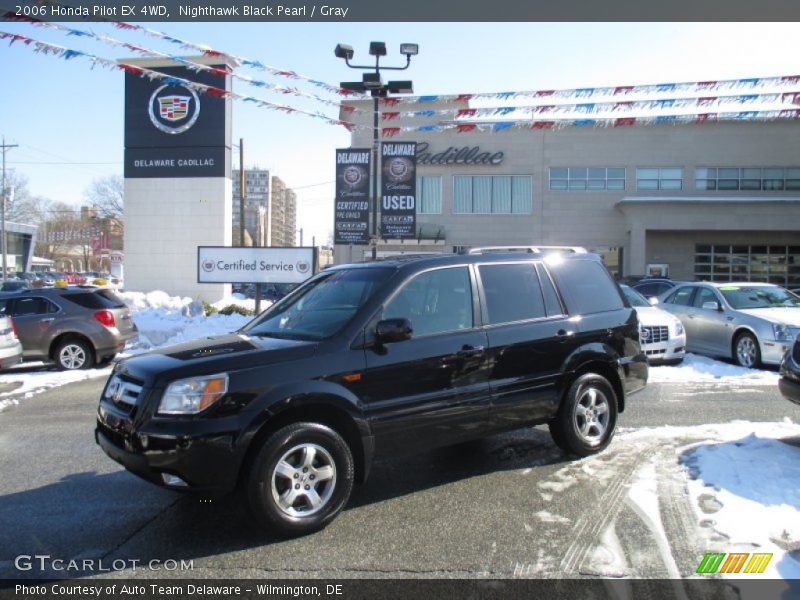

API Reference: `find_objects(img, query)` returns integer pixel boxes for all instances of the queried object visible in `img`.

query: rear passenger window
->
[549,259,624,315]
[10,297,58,316]
[479,263,547,324]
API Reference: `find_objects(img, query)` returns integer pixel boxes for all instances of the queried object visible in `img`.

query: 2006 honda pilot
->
[96,251,647,536]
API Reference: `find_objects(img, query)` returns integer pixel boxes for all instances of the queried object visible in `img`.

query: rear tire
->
[54,339,94,370]
[549,373,618,457]
[246,422,354,537]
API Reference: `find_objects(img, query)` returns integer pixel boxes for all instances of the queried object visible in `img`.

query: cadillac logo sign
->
[148,84,201,135]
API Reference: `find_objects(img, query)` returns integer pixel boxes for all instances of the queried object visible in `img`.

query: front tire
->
[54,339,94,370]
[549,373,618,457]
[733,332,761,369]
[246,422,354,537]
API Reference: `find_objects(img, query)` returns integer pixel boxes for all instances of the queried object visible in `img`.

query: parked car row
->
[0,286,137,370]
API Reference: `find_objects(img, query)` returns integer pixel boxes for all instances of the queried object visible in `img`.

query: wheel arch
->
[560,358,626,414]
[49,332,96,362]
[238,394,372,488]
[730,326,760,360]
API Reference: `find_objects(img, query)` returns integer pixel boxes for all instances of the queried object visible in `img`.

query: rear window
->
[62,290,126,310]
[549,259,624,315]
[479,263,547,324]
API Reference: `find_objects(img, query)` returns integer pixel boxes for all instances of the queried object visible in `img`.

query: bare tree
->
[3,171,51,226]
[84,175,123,218]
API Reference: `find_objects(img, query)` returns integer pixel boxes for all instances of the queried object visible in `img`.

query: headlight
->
[158,373,229,415]
[673,319,684,336]
[773,323,792,341]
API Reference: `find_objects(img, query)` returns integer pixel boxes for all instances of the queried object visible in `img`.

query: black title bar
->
[2,0,800,22]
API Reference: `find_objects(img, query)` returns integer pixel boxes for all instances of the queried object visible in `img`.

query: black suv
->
[96,252,647,535]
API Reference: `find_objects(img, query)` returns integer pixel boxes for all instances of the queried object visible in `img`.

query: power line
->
[10,161,121,165]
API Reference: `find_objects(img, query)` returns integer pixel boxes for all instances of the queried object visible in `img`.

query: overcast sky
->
[2,22,800,244]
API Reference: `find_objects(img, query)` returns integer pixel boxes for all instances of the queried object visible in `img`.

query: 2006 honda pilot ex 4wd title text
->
[96,251,647,536]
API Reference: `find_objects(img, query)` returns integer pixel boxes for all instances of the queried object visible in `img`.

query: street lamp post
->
[334,42,418,260]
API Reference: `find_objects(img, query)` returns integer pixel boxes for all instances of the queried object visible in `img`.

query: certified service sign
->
[197,247,316,284]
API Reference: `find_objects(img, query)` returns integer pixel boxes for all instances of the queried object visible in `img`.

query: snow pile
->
[0,365,113,412]
[680,421,800,578]
[649,353,780,385]
[118,290,257,351]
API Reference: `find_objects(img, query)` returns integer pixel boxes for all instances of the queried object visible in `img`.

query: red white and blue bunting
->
[4,14,350,111]
[0,30,358,129]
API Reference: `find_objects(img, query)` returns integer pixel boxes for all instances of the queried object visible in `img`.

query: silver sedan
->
[657,282,800,368]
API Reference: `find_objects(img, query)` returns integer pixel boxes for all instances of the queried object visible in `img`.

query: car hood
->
[737,307,800,326]
[632,306,681,327]
[117,333,319,383]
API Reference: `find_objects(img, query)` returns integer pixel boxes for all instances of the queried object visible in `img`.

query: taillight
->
[8,316,18,339]
[93,310,116,328]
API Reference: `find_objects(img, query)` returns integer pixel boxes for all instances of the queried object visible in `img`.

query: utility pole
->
[1,137,19,283]
[238,138,245,247]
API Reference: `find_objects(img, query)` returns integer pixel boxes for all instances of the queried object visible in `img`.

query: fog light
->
[161,473,188,487]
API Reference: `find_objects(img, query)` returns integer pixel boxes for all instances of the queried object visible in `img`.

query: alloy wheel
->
[573,387,610,445]
[736,335,758,368]
[271,443,337,517]
[59,344,87,369]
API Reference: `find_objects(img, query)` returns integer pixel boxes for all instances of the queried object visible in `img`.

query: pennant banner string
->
[376,91,800,120]
[0,30,361,130]
[1,2,361,97]
[4,14,353,112]
[379,109,800,136]
[378,74,800,106]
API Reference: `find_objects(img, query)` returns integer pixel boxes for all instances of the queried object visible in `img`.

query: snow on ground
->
[649,353,780,385]
[622,420,800,579]
[0,290,268,412]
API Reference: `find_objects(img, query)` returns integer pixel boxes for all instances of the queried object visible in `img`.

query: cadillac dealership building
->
[339,102,800,288]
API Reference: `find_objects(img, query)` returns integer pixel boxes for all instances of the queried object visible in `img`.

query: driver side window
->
[384,267,473,337]
[692,288,719,309]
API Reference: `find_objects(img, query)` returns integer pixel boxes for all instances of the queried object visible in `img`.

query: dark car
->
[96,252,647,536]
[0,280,30,292]
[0,286,138,369]
[779,336,800,406]
[633,278,681,300]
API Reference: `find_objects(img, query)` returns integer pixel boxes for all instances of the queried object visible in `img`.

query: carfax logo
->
[201,259,215,272]
[696,552,773,574]
[148,84,201,135]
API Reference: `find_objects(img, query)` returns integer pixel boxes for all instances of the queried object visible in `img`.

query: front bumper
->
[95,402,244,494]
[761,339,796,366]
[641,333,686,364]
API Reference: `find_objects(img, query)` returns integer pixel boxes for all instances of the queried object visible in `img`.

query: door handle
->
[556,329,575,337]
[39,318,54,323]
[457,345,486,358]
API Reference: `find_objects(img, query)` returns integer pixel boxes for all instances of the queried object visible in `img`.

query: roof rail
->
[465,245,588,255]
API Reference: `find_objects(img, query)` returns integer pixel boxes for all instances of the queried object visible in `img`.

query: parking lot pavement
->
[0,377,797,579]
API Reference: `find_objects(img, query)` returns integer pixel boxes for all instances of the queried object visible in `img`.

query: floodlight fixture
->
[369,41,387,56]
[400,43,419,56]
[334,43,354,60]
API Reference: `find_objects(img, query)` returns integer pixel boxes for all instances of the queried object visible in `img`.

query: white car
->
[621,285,686,364]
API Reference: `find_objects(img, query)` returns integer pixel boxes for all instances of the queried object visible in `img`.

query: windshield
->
[719,286,800,309]
[620,285,650,308]
[242,267,393,341]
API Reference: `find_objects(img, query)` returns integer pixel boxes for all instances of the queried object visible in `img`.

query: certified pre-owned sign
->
[198,247,316,284]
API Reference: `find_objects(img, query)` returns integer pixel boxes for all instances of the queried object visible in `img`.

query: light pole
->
[334,42,418,260]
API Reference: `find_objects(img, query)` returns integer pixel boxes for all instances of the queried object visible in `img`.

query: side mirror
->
[702,301,720,311]
[375,318,413,344]
[648,297,659,305]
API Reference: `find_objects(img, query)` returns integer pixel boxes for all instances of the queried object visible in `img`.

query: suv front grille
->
[641,325,669,344]
[105,374,144,413]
